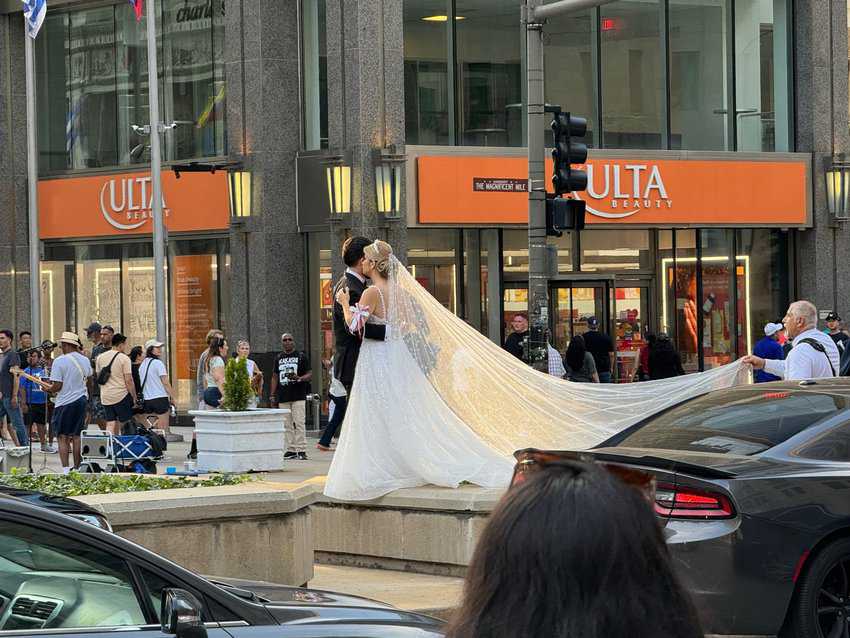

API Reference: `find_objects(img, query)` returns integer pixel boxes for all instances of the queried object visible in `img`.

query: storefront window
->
[700,229,735,368]
[669,0,728,150]
[37,0,227,174]
[39,246,76,344]
[75,245,122,338]
[404,0,450,145]
[303,0,328,150]
[408,229,459,313]
[736,229,789,355]
[456,1,523,147]
[502,229,529,274]
[169,240,223,409]
[580,229,651,271]
[735,0,791,151]
[42,238,229,412]
[659,229,699,372]
[546,11,596,147]
[601,0,664,149]
[122,245,156,352]
[402,0,790,152]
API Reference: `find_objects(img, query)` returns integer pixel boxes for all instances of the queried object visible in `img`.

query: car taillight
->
[654,483,735,520]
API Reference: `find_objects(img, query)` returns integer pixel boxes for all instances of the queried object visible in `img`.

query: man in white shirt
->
[744,301,840,380]
[45,332,93,472]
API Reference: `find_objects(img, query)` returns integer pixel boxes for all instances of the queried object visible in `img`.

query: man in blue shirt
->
[752,322,785,383]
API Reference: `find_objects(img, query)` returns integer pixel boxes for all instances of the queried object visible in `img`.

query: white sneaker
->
[46,444,58,454]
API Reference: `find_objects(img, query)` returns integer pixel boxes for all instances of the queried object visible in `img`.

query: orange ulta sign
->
[38,170,230,239]
[417,155,810,226]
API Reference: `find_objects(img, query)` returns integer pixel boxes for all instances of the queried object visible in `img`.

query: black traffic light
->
[551,111,588,196]
[546,197,586,237]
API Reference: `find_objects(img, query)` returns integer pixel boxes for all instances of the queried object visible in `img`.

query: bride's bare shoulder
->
[361,285,387,314]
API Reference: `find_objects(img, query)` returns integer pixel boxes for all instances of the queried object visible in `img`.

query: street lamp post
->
[523,0,616,371]
[145,0,168,352]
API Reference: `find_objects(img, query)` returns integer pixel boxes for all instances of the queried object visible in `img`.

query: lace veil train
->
[385,255,750,455]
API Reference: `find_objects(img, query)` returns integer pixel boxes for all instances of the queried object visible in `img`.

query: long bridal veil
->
[385,255,750,455]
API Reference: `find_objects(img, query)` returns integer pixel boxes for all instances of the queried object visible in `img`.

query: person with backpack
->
[744,301,840,380]
[95,333,137,435]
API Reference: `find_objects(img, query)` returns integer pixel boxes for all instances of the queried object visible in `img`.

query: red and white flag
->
[128,0,143,21]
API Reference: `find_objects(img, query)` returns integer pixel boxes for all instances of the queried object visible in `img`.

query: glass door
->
[550,282,610,358]
[613,285,650,382]
[550,280,652,382]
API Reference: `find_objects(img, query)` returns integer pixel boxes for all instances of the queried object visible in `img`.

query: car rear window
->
[615,389,847,455]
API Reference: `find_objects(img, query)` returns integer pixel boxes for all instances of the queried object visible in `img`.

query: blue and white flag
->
[22,0,46,38]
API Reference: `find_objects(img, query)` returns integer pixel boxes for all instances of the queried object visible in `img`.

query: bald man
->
[744,301,839,380]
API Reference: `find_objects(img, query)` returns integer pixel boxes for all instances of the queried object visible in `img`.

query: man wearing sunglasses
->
[270,333,312,460]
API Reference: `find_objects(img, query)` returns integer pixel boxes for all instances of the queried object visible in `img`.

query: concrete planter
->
[189,408,289,473]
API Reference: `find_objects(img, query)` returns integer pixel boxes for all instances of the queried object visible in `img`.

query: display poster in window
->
[174,255,216,381]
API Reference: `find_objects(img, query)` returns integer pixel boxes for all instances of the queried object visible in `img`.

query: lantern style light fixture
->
[324,155,352,216]
[228,169,252,220]
[825,156,850,221]
[374,147,406,219]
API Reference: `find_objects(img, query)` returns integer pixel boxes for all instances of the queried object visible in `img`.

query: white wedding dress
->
[324,256,750,501]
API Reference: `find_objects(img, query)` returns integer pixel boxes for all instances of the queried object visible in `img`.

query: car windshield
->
[615,389,848,455]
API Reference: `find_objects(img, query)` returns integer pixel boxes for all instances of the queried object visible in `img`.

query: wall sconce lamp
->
[374,147,406,220]
[826,155,850,221]
[228,169,252,221]
[324,154,352,216]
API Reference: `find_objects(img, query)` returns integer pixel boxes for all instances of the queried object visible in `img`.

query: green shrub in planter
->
[0,468,251,497]
[222,356,253,411]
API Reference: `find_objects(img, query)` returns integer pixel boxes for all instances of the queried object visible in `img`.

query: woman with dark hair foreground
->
[446,460,702,638]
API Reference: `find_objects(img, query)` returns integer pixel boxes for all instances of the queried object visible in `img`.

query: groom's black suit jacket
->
[333,271,386,391]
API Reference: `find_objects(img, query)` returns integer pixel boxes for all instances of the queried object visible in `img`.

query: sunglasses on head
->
[511,448,657,502]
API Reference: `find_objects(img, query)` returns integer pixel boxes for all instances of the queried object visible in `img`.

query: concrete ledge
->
[313,485,503,575]
[75,481,320,586]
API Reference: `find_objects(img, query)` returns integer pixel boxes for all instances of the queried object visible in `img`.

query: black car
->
[0,483,111,531]
[585,378,850,637]
[0,495,445,637]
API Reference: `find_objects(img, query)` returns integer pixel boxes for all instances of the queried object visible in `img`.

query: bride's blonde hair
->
[364,240,393,275]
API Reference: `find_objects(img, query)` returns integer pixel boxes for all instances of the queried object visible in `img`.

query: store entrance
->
[550,279,651,382]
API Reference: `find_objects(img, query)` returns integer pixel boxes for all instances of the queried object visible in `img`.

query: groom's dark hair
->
[343,236,373,267]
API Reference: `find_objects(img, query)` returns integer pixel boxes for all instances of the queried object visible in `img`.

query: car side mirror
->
[161,588,208,638]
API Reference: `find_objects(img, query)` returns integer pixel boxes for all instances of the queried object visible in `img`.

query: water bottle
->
[170,404,177,418]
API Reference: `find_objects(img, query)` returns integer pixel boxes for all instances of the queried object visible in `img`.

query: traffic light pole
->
[523,0,616,372]
[524,0,549,372]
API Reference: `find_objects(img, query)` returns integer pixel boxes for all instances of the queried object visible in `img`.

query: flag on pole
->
[128,0,143,21]
[22,0,46,38]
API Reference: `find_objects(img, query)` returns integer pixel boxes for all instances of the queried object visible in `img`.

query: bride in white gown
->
[324,240,749,501]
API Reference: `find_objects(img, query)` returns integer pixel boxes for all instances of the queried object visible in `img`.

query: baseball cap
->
[86,321,102,335]
[764,322,784,337]
[587,317,599,328]
[826,312,842,322]
[144,339,164,350]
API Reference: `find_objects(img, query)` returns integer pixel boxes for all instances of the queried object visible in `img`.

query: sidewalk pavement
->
[5,425,337,478]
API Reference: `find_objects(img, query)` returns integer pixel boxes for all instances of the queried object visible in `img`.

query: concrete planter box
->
[75,482,320,586]
[189,408,289,473]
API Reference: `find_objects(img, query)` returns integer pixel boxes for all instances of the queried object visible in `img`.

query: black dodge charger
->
[587,377,850,638]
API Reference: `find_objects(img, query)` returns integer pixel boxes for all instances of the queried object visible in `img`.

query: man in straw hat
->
[43,332,92,473]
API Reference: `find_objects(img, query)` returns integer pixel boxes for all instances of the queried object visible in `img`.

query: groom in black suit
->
[333,237,386,393]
